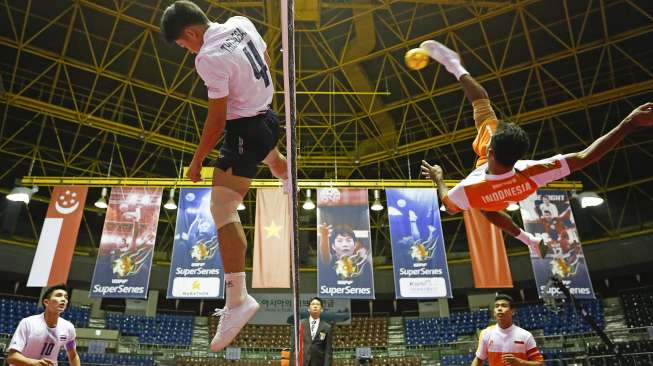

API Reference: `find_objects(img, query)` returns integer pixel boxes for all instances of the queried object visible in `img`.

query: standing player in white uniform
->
[472,294,543,366]
[6,284,80,366]
[160,1,288,352]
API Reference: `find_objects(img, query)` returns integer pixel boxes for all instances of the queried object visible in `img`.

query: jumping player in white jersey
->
[160,1,288,352]
[7,284,80,366]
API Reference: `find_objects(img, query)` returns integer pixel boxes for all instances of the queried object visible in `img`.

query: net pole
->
[280,1,301,365]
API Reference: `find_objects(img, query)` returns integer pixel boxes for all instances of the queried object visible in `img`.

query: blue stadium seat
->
[0,296,90,335]
[78,352,155,366]
[105,312,194,346]
[404,299,605,346]
[621,289,653,328]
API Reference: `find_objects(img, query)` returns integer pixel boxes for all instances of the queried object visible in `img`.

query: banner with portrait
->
[90,187,162,298]
[520,189,595,299]
[316,188,374,299]
[386,188,452,299]
[167,188,224,299]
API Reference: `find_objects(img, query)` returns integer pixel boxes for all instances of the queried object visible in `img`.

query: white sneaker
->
[419,40,462,73]
[210,295,260,352]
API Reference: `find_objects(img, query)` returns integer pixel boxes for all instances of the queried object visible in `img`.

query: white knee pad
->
[211,186,242,229]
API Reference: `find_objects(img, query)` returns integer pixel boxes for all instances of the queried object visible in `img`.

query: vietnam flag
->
[252,188,290,288]
[27,186,88,287]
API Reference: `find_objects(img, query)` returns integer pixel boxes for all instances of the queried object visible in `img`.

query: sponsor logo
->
[320,285,371,296]
[92,285,145,295]
[399,268,443,276]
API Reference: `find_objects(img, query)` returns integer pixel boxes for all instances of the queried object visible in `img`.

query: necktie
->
[310,319,317,338]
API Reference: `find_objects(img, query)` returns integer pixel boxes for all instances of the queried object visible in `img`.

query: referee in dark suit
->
[293,297,333,366]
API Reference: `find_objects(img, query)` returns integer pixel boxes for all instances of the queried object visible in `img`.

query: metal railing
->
[540,352,653,365]
[2,326,651,365]
[3,351,652,366]
[2,361,157,366]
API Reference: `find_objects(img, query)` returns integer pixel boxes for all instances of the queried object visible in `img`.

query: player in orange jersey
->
[418,40,653,257]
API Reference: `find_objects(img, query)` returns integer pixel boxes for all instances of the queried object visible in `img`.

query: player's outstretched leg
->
[420,40,468,81]
[420,40,491,127]
[209,169,260,352]
[421,40,547,258]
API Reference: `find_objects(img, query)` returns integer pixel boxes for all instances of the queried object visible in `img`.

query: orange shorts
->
[471,99,498,168]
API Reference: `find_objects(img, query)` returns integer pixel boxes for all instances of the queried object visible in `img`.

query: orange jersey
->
[472,118,498,168]
[475,324,543,365]
[442,155,570,213]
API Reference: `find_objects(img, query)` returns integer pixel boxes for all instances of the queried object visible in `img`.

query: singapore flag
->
[27,186,88,287]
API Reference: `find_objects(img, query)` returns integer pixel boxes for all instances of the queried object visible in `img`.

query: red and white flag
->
[27,186,88,287]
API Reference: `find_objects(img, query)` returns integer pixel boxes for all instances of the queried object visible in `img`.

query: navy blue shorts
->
[214,109,280,178]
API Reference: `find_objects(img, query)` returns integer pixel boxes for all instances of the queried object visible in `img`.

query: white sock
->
[225,272,247,308]
[420,40,469,80]
[449,64,469,81]
[516,229,540,247]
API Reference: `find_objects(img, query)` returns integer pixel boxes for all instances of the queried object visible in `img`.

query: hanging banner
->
[386,189,452,299]
[253,188,291,288]
[27,186,88,287]
[167,188,224,299]
[316,188,374,299]
[90,187,162,298]
[520,189,595,299]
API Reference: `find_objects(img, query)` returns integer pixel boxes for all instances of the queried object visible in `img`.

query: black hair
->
[41,284,69,307]
[160,1,210,43]
[489,122,530,167]
[309,297,323,307]
[329,225,355,241]
[494,293,514,309]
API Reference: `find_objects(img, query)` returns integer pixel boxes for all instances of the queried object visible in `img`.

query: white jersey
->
[475,324,543,365]
[8,314,76,366]
[195,17,273,120]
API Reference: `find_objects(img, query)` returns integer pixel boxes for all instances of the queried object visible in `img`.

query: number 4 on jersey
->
[243,40,270,87]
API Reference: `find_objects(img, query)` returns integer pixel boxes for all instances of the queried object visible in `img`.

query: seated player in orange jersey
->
[417,40,653,257]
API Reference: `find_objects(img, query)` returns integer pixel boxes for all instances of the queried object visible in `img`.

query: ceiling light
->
[302,189,315,210]
[163,188,177,210]
[370,189,384,211]
[580,192,604,208]
[506,203,520,212]
[7,186,38,204]
[94,187,108,209]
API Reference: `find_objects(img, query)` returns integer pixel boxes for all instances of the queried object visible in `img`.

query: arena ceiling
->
[0,0,652,267]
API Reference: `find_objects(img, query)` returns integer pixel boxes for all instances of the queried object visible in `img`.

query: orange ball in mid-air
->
[404,48,430,70]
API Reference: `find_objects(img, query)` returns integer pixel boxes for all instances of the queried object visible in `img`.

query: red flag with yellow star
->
[252,188,290,288]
